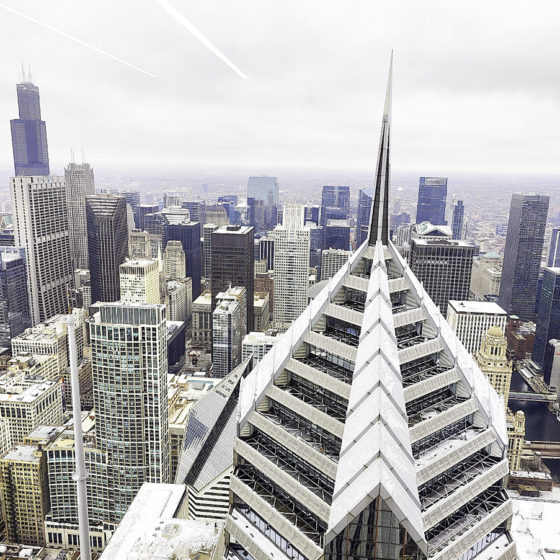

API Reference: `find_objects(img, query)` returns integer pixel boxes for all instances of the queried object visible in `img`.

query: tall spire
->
[369,52,392,245]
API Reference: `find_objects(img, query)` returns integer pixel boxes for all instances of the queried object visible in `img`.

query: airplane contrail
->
[0,3,155,78]
[154,0,249,80]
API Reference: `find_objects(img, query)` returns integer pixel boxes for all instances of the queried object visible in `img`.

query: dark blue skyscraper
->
[10,77,49,176]
[452,200,465,240]
[163,219,202,299]
[548,226,560,268]
[356,189,373,247]
[498,193,549,320]
[416,177,447,225]
[533,267,560,386]
[0,247,31,347]
[320,185,350,228]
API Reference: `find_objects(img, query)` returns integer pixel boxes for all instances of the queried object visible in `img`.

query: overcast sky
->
[0,0,559,177]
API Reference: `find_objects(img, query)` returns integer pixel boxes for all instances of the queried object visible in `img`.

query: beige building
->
[475,326,525,471]
[0,372,63,445]
[253,291,270,332]
[475,326,512,406]
[0,444,50,546]
[470,251,503,301]
[119,258,161,304]
[163,240,186,280]
[192,290,212,348]
[507,410,526,471]
[11,309,91,409]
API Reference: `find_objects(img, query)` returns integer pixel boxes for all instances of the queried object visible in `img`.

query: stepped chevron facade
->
[221,58,516,560]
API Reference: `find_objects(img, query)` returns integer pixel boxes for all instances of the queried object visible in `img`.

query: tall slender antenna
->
[66,318,92,560]
[368,52,393,246]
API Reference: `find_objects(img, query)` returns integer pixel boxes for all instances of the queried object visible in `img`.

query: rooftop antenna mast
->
[65,317,92,560]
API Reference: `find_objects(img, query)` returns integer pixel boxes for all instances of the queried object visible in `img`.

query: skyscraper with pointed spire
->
[220,56,515,560]
[10,72,50,176]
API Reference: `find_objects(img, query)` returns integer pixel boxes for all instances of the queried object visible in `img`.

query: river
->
[509,369,560,479]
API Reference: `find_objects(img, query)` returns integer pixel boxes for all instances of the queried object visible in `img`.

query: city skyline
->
[0,2,559,177]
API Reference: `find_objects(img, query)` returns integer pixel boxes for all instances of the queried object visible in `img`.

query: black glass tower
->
[416,177,447,225]
[86,194,129,304]
[163,219,202,299]
[320,185,350,228]
[10,78,49,176]
[533,267,560,386]
[211,225,254,332]
[356,188,373,247]
[498,193,549,320]
[451,200,465,240]
[0,247,31,347]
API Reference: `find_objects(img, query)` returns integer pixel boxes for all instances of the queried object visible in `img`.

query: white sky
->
[1,0,559,175]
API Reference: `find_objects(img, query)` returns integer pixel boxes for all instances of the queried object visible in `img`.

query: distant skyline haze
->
[0,1,559,176]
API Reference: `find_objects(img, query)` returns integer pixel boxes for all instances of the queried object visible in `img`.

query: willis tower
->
[10,71,49,176]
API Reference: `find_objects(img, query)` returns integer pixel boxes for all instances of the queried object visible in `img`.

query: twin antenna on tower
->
[19,62,34,84]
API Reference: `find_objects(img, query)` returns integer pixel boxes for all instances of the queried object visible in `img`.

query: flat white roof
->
[101,483,220,560]
[448,301,507,315]
[510,490,560,560]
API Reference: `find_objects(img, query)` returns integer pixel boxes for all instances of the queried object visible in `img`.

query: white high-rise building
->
[242,331,277,367]
[212,287,246,377]
[10,175,74,324]
[202,223,218,280]
[447,300,508,355]
[119,258,160,305]
[321,248,352,281]
[65,162,95,270]
[273,204,310,331]
[166,278,192,322]
[90,302,170,524]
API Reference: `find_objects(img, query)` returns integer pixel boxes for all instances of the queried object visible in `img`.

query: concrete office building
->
[498,193,549,320]
[409,223,477,316]
[253,291,270,332]
[165,278,192,323]
[321,248,352,281]
[212,287,246,377]
[242,331,277,367]
[65,162,95,269]
[119,258,160,304]
[0,372,63,445]
[0,445,50,546]
[470,252,503,301]
[10,175,73,324]
[447,300,508,355]
[90,302,170,523]
[273,205,310,332]
[163,240,186,280]
[192,290,212,348]
[86,194,129,304]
